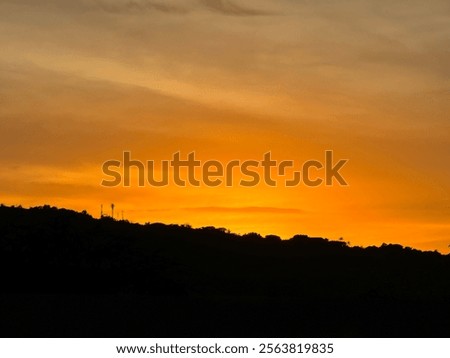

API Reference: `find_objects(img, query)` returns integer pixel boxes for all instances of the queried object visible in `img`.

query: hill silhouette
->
[1,204,450,337]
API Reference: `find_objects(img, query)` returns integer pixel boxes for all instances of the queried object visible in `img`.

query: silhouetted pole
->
[111,203,115,219]
[100,204,103,218]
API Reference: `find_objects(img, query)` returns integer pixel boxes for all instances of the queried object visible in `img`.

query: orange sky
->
[1,0,449,252]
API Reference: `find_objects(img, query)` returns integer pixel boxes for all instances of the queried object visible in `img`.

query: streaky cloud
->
[186,206,304,214]
[95,0,189,14]
[200,0,275,16]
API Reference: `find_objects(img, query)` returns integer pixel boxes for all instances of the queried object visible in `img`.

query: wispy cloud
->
[200,0,275,16]
[185,206,303,214]
[95,0,189,14]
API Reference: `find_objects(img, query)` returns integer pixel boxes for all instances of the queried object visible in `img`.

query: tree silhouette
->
[0,204,449,338]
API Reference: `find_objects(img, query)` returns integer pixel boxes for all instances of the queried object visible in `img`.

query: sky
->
[1,0,449,251]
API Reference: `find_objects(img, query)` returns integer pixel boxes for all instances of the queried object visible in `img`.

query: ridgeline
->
[1,204,449,337]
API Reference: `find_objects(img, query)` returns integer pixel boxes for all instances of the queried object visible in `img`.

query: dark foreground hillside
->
[1,204,450,337]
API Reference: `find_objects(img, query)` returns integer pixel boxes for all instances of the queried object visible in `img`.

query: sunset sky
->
[1,0,449,251]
